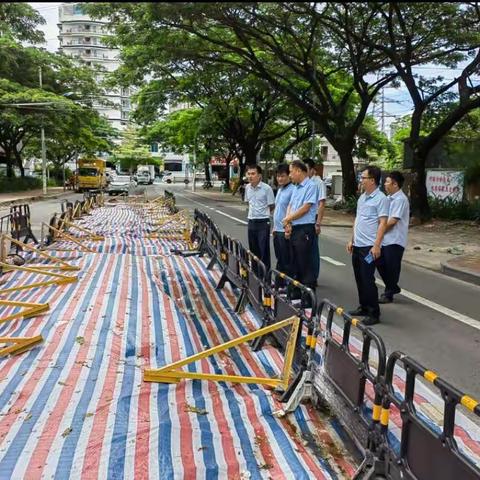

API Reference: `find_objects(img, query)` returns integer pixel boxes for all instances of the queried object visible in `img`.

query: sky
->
[29,3,476,138]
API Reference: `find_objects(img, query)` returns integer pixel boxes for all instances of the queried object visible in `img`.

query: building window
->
[84,37,91,44]
[121,99,130,109]
[84,24,90,31]
[121,111,129,120]
[73,4,84,15]
[150,143,159,153]
[321,146,329,159]
[85,49,91,56]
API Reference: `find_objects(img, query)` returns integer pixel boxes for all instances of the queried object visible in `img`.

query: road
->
[3,183,479,398]
[168,183,480,400]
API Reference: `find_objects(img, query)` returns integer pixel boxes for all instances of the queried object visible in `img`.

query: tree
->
[87,2,398,198]
[346,3,480,219]
[0,36,105,177]
[112,126,154,173]
[0,3,45,43]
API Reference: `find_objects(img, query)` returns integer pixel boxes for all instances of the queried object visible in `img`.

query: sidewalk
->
[0,187,71,208]
[189,187,480,286]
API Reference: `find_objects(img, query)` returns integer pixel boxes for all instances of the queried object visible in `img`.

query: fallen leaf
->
[61,427,72,438]
[24,413,32,421]
[84,412,94,419]
[184,404,208,415]
[75,336,85,346]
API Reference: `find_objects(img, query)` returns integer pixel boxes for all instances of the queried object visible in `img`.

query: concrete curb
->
[441,260,480,286]
[0,191,71,208]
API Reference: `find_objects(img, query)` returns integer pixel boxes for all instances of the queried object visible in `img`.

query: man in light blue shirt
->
[272,163,294,283]
[282,160,318,294]
[346,165,389,325]
[377,171,410,303]
[244,164,275,271]
[305,158,327,282]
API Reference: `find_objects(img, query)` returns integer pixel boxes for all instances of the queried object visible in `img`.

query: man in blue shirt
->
[244,164,275,271]
[377,171,410,303]
[272,163,294,283]
[305,158,327,282]
[282,160,318,293]
[346,165,389,325]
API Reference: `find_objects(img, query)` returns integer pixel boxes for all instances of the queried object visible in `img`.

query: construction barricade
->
[362,352,480,480]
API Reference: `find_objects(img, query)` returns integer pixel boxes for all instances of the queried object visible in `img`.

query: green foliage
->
[429,197,480,222]
[112,126,153,172]
[0,175,42,192]
[0,3,45,43]
[332,195,358,214]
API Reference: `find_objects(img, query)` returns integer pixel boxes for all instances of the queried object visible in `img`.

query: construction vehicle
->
[76,158,107,192]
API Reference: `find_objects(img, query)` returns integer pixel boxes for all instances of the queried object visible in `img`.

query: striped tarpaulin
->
[0,205,358,479]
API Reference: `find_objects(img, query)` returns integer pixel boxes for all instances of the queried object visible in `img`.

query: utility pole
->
[39,66,47,194]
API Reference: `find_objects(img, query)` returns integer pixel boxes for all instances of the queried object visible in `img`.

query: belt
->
[248,218,270,223]
[291,223,314,230]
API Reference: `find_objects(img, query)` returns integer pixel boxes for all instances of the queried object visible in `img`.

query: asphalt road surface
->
[3,183,479,400]
[165,183,480,400]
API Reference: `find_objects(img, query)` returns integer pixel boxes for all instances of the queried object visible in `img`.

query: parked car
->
[107,175,137,195]
[136,171,151,185]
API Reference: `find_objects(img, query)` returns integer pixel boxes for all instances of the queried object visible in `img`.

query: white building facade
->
[57,3,132,133]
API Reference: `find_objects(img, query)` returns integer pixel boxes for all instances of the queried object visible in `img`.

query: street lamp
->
[39,66,48,194]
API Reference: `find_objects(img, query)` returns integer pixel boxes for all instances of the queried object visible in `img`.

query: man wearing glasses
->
[346,166,389,325]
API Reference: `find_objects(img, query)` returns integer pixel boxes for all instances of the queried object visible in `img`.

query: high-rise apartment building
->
[57,3,131,133]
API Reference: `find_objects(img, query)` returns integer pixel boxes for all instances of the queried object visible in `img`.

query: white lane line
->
[321,256,346,266]
[375,279,480,330]
[177,193,248,225]
[179,191,480,329]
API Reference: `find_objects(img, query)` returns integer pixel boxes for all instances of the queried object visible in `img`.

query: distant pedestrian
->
[304,158,326,283]
[377,171,410,303]
[244,165,275,271]
[346,165,389,325]
[272,163,295,284]
[282,160,318,295]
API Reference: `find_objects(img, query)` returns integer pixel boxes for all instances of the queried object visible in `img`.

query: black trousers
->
[352,246,380,318]
[377,244,404,299]
[290,224,316,290]
[248,219,271,272]
[273,231,292,285]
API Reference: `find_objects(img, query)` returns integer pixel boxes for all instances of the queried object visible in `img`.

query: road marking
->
[321,256,346,266]
[177,191,480,329]
[375,279,480,330]
[177,193,248,224]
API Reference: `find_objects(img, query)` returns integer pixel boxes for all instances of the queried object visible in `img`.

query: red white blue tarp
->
[0,205,357,479]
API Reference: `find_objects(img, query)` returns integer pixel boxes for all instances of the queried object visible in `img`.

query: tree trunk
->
[14,151,24,177]
[243,144,258,167]
[410,151,431,221]
[4,150,14,178]
[203,160,211,182]
[336,147,357,199]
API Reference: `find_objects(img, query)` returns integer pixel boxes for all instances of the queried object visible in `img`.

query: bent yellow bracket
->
[1,235,79,272]
[64,220,104,241]
[144,315,300,389]
[0,335,44,356]
[41,222,95,253]
[0,263,77,295]
[0,299,49,324]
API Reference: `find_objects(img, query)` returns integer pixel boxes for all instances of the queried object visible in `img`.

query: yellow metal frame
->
[0,262,77,295]
[1,235,79,272]
[0,335,43,356]
[144,315,300,389]
[64,220,104,241]
[41,222,95,253]
[0,299,49,324]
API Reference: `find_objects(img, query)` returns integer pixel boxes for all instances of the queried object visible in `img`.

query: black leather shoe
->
[378,294,393,304]
[348,307,368,316]
[362,316,380,326]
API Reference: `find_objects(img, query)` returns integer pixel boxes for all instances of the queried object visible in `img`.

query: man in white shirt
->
[304,158,326,282]
[377,171,410,303]
[245,164,275,271]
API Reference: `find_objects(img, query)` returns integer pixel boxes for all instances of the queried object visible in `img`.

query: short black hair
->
[276,163,290,176]
[303,158,317,170]
[246,164,262,174]
[290,160,308,173]
[364,165,382,186]
[387,170,405,188]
